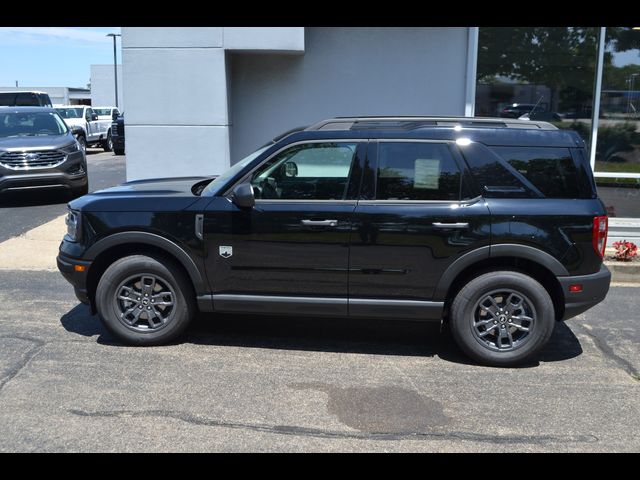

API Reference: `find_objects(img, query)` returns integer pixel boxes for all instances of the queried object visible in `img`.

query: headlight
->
[61,141,81,154]
[65,209,81,242]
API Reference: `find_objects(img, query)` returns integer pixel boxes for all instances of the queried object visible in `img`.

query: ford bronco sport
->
[57,116,611,366]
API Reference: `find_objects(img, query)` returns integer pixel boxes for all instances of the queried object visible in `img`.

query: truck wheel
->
[114,147,125,156]
[76,135,87,153]
[449,271,555,367]
[103,131,113,152]
[95,254,195,346]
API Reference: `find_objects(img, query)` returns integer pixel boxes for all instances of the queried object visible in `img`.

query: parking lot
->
[0,151,638,452]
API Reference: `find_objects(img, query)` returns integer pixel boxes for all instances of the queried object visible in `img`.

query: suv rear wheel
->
[95,254,195,345]
[450,271,555,367]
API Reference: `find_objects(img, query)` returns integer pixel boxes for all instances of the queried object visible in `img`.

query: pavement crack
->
[574,324,640,383]
[0,335,46,394]
[67,408,598,445]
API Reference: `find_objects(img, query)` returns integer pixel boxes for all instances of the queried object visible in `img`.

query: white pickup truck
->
[55,105,120,152]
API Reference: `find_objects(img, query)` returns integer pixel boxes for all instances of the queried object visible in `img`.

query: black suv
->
[57,116,611,366]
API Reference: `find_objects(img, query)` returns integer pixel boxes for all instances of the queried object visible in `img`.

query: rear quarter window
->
[491,146,585,199]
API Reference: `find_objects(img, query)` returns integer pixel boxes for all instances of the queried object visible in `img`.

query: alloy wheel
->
[113,274,176,332]
[471,289,536,352]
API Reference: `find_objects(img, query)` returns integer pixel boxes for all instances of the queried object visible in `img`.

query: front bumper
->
[0,172,87,193]
[56,252,92,305]
[559,264,611,320]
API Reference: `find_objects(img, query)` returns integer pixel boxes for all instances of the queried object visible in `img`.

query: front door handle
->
[432,222,469,229]
[301,219,338,227]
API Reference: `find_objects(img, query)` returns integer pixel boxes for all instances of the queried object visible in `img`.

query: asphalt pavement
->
[0,153,638,452]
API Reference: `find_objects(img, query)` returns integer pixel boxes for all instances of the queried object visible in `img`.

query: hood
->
[69,176,216,212]
[0,134,75,150]
[62,118,85,128]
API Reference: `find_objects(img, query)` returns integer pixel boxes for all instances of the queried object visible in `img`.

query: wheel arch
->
[84,232,206,313]
[435,244,567,321]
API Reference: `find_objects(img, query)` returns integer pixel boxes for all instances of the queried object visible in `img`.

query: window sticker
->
[414,158,440,189]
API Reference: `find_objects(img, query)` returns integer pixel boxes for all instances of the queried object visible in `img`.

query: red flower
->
[612,240,638,262]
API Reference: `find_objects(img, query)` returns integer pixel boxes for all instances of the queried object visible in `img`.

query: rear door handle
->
[301,219,338,227]
[432,222,469,229]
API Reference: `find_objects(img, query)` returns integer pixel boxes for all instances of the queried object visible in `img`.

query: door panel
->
[349,199,490,300]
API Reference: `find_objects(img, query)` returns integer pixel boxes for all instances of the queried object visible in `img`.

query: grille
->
[0,150,66,170]
[111,123,118,135]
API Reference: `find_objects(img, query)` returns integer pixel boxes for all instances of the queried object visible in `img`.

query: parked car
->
[499,103,545,118]
[57,116,610,367]
[55,105,113,152]
[111,112,125,156]
[0,91,53,108]
[0,107,87,197]
[92,106,120,122]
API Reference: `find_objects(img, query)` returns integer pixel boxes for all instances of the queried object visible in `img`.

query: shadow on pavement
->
[59,303,584,366]
[0,188,72,207]
[59,304,119,345]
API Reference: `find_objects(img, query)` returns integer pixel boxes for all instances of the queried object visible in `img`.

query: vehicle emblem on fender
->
[219,246,233,258]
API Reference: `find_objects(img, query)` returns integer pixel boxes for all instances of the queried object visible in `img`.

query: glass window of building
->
[475,27,598,145]
[593,27,640,219]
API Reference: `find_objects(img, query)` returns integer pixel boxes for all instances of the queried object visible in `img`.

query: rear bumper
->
[56,252,91,305]
[558,264,611,320]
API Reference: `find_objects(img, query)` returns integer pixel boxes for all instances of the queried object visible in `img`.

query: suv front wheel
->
[95,254,195,345]
[450,271,555,367]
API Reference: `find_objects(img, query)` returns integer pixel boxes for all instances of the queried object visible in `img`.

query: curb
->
[604,260,640,284]
[604,248,640,284]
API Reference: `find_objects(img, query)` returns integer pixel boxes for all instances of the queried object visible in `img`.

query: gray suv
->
[0,107,88,197]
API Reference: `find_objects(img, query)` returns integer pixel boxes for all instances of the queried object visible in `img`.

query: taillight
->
[592,216,608,258]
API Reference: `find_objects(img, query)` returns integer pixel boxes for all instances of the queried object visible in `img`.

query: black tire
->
[114,147,125,156]
[76,135,87,153]
[450,271,555,367]
[95,254,196,346]
[103,131,113,152]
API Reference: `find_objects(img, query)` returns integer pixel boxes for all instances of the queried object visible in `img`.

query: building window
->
[475,27,598,144]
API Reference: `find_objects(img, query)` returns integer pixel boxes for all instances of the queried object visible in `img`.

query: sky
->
[0,27,121,88]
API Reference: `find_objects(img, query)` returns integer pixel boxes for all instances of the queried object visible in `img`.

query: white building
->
[121,27,478,181]
[90,64,123,109]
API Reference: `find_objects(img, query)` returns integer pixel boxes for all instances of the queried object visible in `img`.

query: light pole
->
[106,33,121,108]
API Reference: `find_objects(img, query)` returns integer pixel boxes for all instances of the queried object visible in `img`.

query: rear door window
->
[375,142,461,201]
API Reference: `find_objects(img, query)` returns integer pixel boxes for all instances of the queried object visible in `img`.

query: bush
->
[612,240,638,261]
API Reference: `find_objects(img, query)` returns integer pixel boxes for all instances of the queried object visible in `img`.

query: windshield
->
[56,107,84,119]
[201,145,271,196]
[94,108,112,116]
[0,111,69,137]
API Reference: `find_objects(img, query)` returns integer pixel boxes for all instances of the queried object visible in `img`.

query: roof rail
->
[306,116,558,131]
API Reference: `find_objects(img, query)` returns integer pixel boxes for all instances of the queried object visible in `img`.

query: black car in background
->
[111,112,124,155]
[0,91,53,108]
[57,116,610,366]
[0,107,87,197]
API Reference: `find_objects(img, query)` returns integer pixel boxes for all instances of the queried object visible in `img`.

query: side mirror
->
[283,161,298,178]
[231,182,255,209]
[112,112,119,120]
[91,113,99,121]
